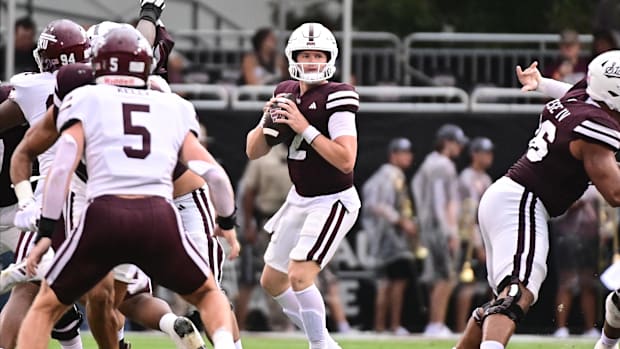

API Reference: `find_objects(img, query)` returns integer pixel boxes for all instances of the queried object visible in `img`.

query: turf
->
[47,332,599,349]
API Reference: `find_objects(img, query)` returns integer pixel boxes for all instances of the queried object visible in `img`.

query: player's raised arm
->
[245,100,273,160]
[516,61,572,98]
[180,131,240,259]
[10,107,58,186]
[136,0,165,46]
[578,140,620,206]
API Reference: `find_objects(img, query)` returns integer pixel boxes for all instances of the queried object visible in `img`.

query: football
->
[262,93,296,146]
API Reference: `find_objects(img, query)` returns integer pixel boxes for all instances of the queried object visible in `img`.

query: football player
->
[455,50,620,349]
[0,18,90,349]
[245,22,359,349]
[515,60,620,349]
[16,26,237,349]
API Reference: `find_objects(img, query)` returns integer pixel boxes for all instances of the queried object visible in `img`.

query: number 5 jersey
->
[507,79,620,217]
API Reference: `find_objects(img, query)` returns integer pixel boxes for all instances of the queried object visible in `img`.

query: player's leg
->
[16,281,72,349]
[119,288,206,349]
[595,289,620,349]
[0,282,39,349]
[175,184,241,347]
[83,272,124,349]
[287,200,358,349]
[373,278,388,332]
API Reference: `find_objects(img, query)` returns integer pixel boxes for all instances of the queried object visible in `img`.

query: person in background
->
[362,137,416,335]
[0,16,38,78]
[592,30,619,58]
[544,29,588,85]
[454,137,494,333]
[239,27,287,85]
[412,124,468,337]
[236,144,291,330]
[551,186,600,338]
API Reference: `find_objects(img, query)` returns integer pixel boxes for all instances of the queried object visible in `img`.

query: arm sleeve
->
[326,86,359,113]
[41,134,79,220]
[328,111,357,139]
[537,77,572,99]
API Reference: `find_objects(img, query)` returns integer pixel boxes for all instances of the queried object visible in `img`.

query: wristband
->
[14,180,34,206]
[139,4,163,25]
[35,217,57,243]
[216,210,237,230]
[302,125,321,144]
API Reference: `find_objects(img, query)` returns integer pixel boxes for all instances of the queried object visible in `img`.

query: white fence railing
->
[170,84,549,114]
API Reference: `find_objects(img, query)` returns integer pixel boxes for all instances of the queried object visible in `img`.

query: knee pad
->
[605,291,620,328]
[51,304,83,341]
[478,279,525,326]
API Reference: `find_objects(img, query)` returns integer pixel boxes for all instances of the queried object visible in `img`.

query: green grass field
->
[46,332,600,349]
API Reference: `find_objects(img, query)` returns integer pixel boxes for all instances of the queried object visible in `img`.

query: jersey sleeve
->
[56,86,95,132]
[9,72,52,121]
[573,114,620,151]
[326,84,359,114]
[178,97,200,137]
[152,23,175,76]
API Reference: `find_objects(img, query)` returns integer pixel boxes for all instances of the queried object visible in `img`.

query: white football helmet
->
[586,50,620,111]
[285,22,338,83]
[87,21,134,49]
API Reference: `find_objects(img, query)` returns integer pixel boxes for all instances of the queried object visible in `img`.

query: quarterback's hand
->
[273,98,310,134]
[26,237,51,277]
[516,61,542,92]
[140,0,165,10]
[215,226,241,260]
[14,198,40,232]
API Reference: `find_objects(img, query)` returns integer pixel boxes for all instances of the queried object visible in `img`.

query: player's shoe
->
[594,339,619,349]
[0,260,34,294]
[171,316,206,349]
[119,339,132,349]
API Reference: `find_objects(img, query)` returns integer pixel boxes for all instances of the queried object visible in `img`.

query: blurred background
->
[1,0,619,339]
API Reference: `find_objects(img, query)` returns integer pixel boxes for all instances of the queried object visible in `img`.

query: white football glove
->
[14,197,40,232]
[141,0,165,10]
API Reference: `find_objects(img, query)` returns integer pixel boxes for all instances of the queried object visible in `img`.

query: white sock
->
[117,326,125,341]
[234,339,243,349]
[273,287,305,330]
[59,336,83,349]
[295,284,327,349]
[602,331,620,347]
[158,312,177,336]
[212,328,235,349]
[480,340,504,349]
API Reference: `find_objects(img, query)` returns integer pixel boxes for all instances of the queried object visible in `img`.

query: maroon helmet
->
[92,27,153,86]
[33,19,90,73]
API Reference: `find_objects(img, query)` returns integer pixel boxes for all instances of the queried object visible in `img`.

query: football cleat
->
[171,316,206,349]
[0,260,36,294]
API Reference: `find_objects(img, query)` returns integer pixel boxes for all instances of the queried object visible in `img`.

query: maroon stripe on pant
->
[523,195,538,286]
[511,190,529,281]
[316,203,347,265]
[199,188,216,230]
[306,202,339,261]
[14,231,26,262]
[192,191,216,278]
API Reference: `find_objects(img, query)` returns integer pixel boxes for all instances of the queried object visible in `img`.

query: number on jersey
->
[288,134,307,160]
[122,103,151,159]
[526,119,556,162]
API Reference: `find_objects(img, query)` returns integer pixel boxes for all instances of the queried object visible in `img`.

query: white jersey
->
[9,72,58,177]
[56,84,199,200]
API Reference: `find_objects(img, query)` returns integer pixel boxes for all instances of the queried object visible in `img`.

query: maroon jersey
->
[507,79,620,217]
[273,80,359,197]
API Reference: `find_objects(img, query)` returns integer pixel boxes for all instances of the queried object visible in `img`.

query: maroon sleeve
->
[326,83,359,114]
[153,24,175,77]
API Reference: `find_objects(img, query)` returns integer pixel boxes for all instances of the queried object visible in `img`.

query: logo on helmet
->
[37,33,57,50]
[603,61,620,79]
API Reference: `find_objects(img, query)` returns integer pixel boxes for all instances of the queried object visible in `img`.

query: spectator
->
[412,124,468,337]
[362,138,416,335]
[236,144,291,330]
[544,29,588,84]
[239,27,287,85]
[0,16,38,78]
[167,50,188,84]
[454,137,494,333]
[551,187,601,338]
